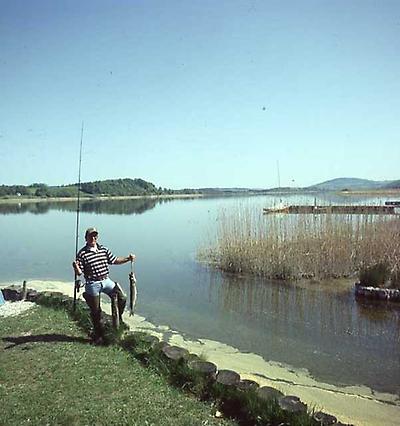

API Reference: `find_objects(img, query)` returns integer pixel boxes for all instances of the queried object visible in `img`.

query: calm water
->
[1,194,399,395]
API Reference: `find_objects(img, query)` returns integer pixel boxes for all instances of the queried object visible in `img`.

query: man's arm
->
[114,253,136,265]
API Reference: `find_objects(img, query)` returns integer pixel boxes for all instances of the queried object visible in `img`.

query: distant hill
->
[263,187,301,193]
[196,187,303,195]
[308,177,395,191]
[384,180,400,189]
[198,178,400,193]
[197,187,254,194]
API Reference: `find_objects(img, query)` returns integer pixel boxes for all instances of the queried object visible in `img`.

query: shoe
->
[119,321,129,331]
[91,335,105,346]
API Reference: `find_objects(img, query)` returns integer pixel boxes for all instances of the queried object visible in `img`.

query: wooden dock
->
[263,205,398,215]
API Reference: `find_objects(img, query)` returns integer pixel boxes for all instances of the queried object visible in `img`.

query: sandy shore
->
[0,300,36,317]
[1,279,399,426]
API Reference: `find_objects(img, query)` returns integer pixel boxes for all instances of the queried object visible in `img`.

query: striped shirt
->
[76,244,117,281]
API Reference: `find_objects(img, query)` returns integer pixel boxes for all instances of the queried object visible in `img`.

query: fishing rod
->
[73,122,84,312]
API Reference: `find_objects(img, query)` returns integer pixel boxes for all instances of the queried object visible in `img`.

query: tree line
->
[0,178,200,198]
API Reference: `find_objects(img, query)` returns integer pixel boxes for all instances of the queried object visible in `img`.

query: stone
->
[141,334,160,348]
[186,353,201,366]
[162,345,189,361]
[2,286,22,301]
[216,369,240,386]
[278,395,307,413]
[355,283,400,302]
[257,386,284,401]
[189,360,217,380]
[155,341,170,352]
[26,290,38,302]
[237,379,259,391]
[313,411,337,425]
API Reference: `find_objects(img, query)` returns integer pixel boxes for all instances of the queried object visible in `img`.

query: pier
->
[263,205,398,215]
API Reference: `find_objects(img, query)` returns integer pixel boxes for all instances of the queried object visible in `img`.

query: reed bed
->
[201,207,400,281]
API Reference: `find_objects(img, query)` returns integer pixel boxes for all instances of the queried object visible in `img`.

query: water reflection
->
[78,198,161,215]
[0,202,54,215]
[0,198,168,215]
[211,272,400,394]
[1,191,398,215]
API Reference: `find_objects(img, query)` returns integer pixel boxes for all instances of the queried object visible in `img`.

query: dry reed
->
[201,207,400,281]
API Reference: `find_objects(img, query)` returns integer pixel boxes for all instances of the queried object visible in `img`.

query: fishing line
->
[73,122,84,311]
[75,122,84,257]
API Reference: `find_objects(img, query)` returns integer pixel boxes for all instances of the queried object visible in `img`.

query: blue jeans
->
[85,277,115,297]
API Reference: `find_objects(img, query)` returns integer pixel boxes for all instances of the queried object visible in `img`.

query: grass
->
[0,304,236,426]
[200,207,400,281]
[0,293,323,426]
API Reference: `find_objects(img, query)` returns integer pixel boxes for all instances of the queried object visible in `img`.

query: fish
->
[129,271,137,316]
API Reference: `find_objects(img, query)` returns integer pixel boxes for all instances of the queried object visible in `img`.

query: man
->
[72,227,135,344]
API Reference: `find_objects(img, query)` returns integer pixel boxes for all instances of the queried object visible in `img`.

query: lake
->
[1,193,399,424]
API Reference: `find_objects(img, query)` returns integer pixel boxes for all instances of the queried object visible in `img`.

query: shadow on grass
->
[2,333,90,349]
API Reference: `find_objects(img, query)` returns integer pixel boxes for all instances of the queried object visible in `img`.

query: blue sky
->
[0,0,399,188]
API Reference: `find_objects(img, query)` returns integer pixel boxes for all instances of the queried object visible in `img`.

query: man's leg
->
[83,291,104,343]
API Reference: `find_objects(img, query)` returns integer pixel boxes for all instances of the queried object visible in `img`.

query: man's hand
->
[72,261,82,276]
[114,254,136,265]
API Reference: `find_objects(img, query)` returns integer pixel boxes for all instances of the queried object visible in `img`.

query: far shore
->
[1,188,399,205]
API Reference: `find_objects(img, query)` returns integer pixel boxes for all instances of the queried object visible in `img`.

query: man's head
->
[85,227,98,246]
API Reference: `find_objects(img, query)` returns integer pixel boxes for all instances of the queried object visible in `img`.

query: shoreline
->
[1,188,399,205]
[0,189,400,204]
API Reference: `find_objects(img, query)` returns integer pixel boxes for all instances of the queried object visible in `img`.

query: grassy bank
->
[201,208,400,281]
[0,304,235,426]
